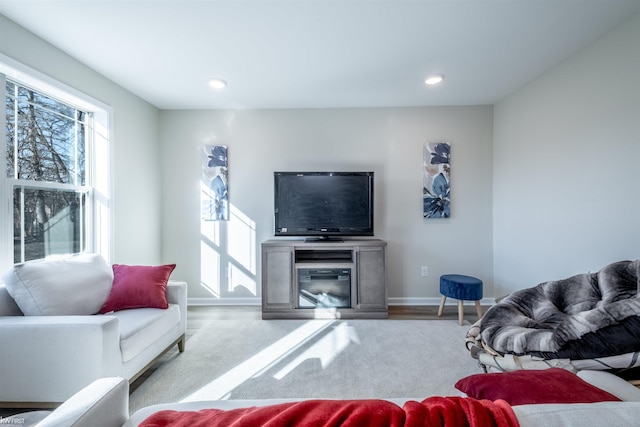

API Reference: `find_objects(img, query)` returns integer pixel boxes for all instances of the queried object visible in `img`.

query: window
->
[6,80,90,263]
[1,58,111,270]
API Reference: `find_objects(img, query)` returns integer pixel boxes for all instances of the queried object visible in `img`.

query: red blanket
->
[140,396,519,427]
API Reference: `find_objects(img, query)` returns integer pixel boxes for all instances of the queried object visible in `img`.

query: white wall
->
[11,11,636,304]
[493,14,640,296]
[160,107,494,303]
[0,15,163,265]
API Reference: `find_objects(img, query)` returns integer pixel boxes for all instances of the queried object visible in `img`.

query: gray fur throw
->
[480,259,640,356]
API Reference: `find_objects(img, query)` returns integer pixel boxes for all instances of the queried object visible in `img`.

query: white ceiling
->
[1,0,639,110]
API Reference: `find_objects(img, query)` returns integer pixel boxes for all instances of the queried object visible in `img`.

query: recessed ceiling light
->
[425,75,444,85]
[208,78,227,90]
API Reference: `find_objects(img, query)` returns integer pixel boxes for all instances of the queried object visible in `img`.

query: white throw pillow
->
[2,253,113,316]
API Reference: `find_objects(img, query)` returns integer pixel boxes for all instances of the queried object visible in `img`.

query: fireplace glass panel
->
[298,268,351,308]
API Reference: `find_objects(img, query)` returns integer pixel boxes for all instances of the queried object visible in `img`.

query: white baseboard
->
[188,297,494,307]
[387,297,494,306]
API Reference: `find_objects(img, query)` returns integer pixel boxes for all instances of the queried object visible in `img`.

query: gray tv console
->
[261,239,388,319]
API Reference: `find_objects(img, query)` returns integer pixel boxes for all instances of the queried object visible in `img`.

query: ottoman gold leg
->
[458,300,464,325]
[475,300,483,320]
[438,295,446,317]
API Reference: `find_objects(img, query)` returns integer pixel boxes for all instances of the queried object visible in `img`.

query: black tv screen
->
[274,172,374,240]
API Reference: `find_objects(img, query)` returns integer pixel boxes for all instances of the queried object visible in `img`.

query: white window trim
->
[0,54,113,271]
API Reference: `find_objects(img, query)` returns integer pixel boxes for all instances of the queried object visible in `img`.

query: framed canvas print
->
[423,142,450,218]
[202,145,228,221]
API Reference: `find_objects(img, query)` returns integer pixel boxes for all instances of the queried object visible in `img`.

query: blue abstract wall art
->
[423,142,450,218]
[202,145,228,221]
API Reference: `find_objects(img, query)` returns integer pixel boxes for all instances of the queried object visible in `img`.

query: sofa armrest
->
[38,377,129,427]
[166,280,186,306]
[0,316,122,403]
[0,284,23,316]
[167,280,187,329]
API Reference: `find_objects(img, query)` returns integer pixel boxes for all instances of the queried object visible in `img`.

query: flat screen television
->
[274,171,374,241]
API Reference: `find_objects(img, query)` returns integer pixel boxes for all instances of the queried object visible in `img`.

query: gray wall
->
[160,107,494,303]
[0,15,163,265]
[492,14,640,296]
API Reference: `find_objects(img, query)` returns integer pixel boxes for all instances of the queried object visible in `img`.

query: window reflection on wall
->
[200,202,257,300]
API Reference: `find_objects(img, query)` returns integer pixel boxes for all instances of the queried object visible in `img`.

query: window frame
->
[0,54,112,271]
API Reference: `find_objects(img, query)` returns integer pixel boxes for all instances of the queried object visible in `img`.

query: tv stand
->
[261,239,387,319]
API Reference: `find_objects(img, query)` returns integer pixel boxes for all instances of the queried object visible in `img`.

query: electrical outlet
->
[421,266,429,277]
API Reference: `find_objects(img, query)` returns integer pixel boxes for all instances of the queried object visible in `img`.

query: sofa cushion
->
[2,253,113,316]
[577,370,640,402]
[455,368,621,405]
[512,402,640,427]
[112,304,181,362]
[99,264,176,313]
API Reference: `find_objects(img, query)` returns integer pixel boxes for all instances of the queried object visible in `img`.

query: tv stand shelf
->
[261,239,388,319]
[294,249,353,263]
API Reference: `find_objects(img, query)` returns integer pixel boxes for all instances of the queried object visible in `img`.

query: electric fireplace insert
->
[297,268,351,308]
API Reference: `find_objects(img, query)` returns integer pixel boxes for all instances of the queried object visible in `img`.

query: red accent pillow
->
[99,264,176,313]
[455,368,621,406]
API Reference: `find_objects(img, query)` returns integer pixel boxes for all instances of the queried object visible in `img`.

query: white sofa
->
[29,372,640,427]
[0,254,187,407]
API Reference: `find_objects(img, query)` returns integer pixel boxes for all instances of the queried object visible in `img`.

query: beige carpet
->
[129,319,481,414]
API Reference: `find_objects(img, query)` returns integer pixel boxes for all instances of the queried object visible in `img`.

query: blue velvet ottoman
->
[437,274,483,325]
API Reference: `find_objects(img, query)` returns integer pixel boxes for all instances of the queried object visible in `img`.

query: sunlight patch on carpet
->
[273,322,360,380]
[180,319,336,401]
